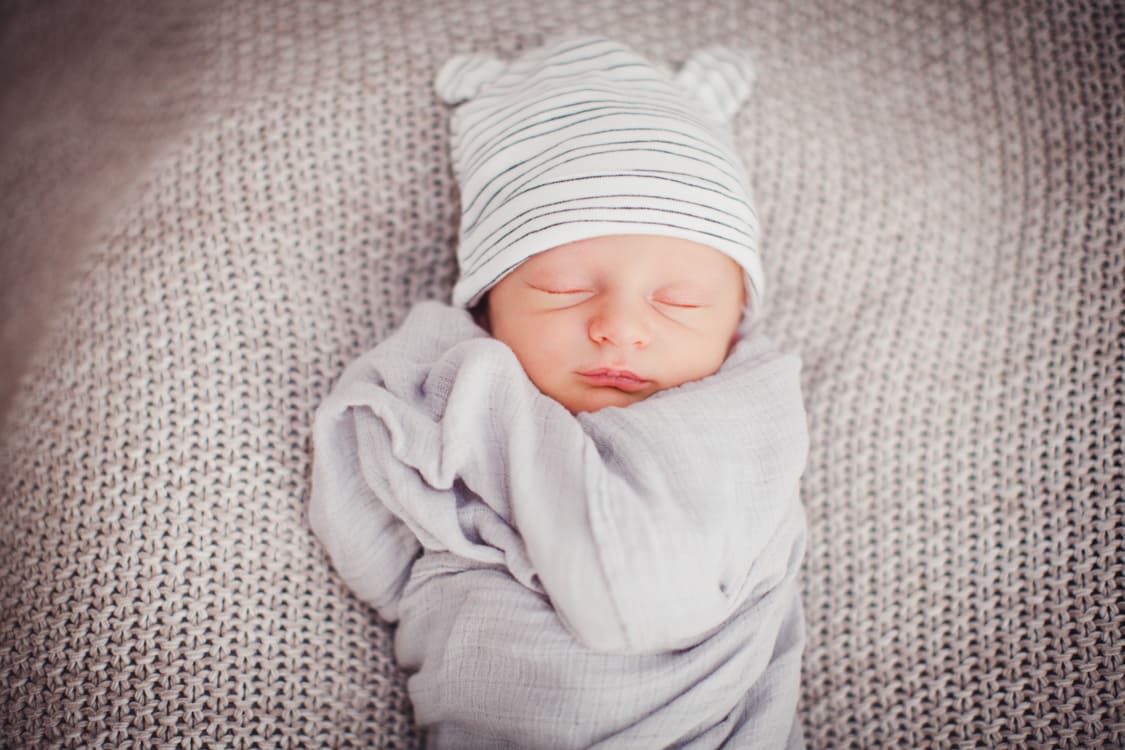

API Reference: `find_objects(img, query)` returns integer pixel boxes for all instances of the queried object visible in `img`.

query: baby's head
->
[437,37,762,413]
[485,233,745,413]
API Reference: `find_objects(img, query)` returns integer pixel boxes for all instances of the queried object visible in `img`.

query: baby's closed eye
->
[530,283,592,295]
[524,279,596,307]
[652,287,712,309]
[522,269,593,294]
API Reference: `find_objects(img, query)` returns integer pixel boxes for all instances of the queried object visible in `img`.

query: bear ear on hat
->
[435,53,509,105]
[675,47,755,123]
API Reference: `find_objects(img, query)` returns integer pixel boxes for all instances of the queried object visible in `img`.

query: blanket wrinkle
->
[310,300,810,747]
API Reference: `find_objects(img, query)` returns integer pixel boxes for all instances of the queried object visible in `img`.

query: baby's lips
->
[577,368,651,392]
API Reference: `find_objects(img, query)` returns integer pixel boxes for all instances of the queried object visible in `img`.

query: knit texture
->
[1,1,1122,747]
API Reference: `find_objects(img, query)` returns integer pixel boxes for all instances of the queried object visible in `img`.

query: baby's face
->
[486,234,746,413]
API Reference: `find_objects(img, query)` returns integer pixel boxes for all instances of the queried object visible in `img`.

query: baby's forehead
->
[527,235,738,270]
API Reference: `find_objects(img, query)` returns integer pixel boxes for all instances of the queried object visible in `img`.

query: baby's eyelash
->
[655,297,706,309]
[530,284,590,295]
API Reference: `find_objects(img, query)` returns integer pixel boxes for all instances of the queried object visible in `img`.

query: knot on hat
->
[434,53,509,105]
[676,47,756,122]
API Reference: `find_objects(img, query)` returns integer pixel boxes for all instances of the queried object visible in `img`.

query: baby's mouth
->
[577,368,651,392]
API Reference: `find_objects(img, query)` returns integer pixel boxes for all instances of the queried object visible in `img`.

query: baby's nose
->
[588,296,651,348]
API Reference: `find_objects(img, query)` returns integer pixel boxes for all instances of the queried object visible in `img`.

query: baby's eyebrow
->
[653,288,711,304]
[525,270,592,286]
[655,279,710,293]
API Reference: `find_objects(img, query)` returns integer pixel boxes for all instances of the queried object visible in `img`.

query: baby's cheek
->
[670,345,730,388]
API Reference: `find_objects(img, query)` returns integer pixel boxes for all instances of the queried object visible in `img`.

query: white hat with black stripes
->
[436,36,763,310]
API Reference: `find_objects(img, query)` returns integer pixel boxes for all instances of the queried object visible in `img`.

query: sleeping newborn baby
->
[310,37,810,748]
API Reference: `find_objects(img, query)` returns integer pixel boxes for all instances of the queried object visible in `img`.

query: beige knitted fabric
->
[1,1,1122,747]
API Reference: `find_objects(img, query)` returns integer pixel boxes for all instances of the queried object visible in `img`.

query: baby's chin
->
[557,384,656,414]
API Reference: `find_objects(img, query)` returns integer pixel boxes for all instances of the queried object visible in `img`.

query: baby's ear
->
[435,53,508,105]
[675,47,755,123]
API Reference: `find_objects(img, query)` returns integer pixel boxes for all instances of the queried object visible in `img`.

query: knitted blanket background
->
[1,1,1121,747]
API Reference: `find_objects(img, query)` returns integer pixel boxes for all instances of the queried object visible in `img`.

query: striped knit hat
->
[436,37,763,309]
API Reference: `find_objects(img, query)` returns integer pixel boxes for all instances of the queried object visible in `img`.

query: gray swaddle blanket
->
[310,301,809,748]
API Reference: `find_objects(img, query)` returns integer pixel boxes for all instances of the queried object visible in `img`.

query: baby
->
[311,37,809,748]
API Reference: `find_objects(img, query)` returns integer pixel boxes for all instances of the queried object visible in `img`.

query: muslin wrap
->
[309,301,810,748]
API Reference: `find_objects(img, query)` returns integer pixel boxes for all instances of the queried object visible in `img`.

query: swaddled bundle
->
[310,301,808,747]
[309,37,811,747]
